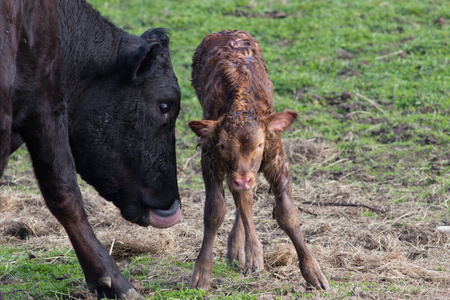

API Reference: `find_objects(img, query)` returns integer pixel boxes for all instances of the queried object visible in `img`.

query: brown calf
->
[188,30,329,291]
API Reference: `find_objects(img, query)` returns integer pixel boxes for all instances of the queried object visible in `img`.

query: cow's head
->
[68,29,181,228]
[189,110,297,192]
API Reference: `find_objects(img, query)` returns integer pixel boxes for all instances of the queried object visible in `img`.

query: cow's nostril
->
[138,215,151,227]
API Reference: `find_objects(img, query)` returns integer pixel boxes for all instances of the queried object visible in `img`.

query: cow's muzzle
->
[148,199,181,228]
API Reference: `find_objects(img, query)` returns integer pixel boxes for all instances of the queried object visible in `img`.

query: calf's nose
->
[233,176,252,191]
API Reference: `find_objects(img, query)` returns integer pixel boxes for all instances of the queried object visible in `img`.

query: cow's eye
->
[159,102,170,114]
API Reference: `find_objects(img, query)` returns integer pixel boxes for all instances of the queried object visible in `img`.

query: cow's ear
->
[122,41,162,81]
[188,120,218,139]
[266,110,298,133]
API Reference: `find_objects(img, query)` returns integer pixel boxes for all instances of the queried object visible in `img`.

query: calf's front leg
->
[231,191,264,275]
[189,155,226,290]
[264,154,329,290]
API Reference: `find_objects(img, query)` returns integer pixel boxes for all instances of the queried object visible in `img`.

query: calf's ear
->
[121,41,162,82]
[267,110,298,133]
[188,120,218,139]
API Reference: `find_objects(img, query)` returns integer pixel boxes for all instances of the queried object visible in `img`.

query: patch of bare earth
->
[1,138,449,299]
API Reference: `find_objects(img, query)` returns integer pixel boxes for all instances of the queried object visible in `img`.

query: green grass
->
[0,246,84,299]
[1,0,449,299]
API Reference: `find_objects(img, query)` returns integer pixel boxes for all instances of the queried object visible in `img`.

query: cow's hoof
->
[89,276,142,299]
[96,287,142,300]
[118,288,142,300]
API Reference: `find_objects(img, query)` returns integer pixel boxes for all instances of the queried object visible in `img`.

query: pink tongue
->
[149,203,181,228]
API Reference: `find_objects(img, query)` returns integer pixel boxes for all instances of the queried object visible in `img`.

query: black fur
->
[0,0,181,298]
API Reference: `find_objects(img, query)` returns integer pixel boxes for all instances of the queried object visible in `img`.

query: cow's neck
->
[56,0,129,104]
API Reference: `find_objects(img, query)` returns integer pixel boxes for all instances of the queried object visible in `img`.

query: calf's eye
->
[159,102,170,114]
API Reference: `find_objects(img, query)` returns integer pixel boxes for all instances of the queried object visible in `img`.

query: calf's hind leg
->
[264,153,329,290]
[226,209,245,268]
[189,152,227,290]
[230,191,264,276]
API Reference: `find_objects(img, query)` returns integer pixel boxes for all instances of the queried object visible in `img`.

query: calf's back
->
[192,30,275,121]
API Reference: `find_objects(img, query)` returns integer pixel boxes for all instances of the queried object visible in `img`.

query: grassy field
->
[1,0,449,299]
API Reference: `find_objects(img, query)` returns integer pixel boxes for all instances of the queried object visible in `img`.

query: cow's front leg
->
[264,153,329,290]
[226,209,245,268]
[231,191,264,275]
[189,156,226,290]
[0,23,14,178]
[21,97,139,299]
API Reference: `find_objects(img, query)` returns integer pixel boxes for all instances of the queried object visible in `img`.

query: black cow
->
[0,0,181,298]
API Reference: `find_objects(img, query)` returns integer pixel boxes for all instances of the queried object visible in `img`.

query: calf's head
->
[69,29,181,228]
[189,110,297,192]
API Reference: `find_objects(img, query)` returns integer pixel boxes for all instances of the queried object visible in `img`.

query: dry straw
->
[1,138,449,299]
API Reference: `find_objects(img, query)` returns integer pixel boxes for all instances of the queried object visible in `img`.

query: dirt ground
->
[0,138,449,299]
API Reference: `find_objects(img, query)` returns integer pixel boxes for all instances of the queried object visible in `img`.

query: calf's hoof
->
[243,257,264,276]
[299,259,330,291]
[243,241,264,276]
[189,269,212,290]
[227,225,246,268]
[226,244,245,269]
[189,253,214,290]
